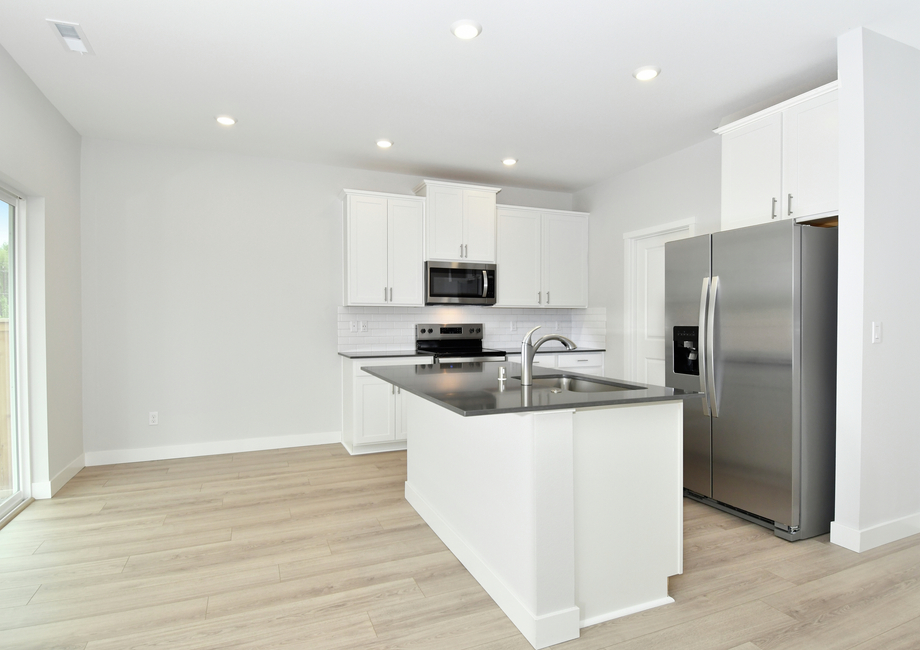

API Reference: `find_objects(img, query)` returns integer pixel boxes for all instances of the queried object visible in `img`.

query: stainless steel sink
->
[518,375,643,393]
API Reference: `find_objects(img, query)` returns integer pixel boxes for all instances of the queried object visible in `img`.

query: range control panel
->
[416,323,483,341]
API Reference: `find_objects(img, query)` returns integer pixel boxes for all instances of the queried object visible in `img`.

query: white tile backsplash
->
[337,306,606,352]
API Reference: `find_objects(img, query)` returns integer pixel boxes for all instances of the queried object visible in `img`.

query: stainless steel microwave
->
[425,261,496,306]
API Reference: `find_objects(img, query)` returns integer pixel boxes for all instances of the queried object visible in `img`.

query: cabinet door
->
[463,189,497,262]
[394,387,408,441]
[721,112,783,230]
[347,194,389,305]
[556,352,605,378]
[496,208,542,307]
[388,198,424,305]
[353,376,395,445]
[542,212,588,308]
[783,90,838,220]
[426,184,464,260]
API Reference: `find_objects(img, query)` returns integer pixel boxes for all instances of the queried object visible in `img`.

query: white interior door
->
[625,221,694,384]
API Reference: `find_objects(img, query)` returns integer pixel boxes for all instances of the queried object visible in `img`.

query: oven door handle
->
[436,355,506,364]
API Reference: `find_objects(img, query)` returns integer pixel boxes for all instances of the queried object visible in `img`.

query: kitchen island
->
[363,361,699,649]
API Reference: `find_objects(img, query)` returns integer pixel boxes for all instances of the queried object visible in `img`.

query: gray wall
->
[833,27,920,551]
[0,44,84,492]
[573,137,722,377]
[80,138,574,459]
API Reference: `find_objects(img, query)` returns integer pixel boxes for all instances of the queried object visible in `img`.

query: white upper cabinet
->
[415,180,500,262]
[344,190,424,306]
[496,206,589,308]
[782,91,839,220]
[721,113,783,228]
[496,208,542,307]
[717,82,838,231]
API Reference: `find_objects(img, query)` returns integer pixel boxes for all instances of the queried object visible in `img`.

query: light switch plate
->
[872,321,883,344]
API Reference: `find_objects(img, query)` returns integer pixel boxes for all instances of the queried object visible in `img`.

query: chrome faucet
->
[520,326,577,386]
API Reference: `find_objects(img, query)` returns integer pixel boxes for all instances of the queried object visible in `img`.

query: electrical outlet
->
[149,411,158,425]
[350,321,357,333]
[510,321,517,332]
[360,321,368,333]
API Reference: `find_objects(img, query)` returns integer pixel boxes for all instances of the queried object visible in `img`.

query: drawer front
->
[555,353,604,369]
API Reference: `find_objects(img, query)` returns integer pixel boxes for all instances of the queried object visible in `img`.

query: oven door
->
[426,261,496,305]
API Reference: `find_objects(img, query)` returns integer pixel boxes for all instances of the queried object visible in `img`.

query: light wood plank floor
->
[1,444,919,650]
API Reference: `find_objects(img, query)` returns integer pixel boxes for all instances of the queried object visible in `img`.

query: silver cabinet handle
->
[391,384,395,395]
[787,194,793,216]
[538,291,542,304]
[771,197,777,220]
[706,275,720,418]
[482,270,488,298]
[698,277,711,417]
[384,287,388,302]
[547,291,550,305]
[460,244,463,258]
[389,287,393,302]
[464,244,468,258]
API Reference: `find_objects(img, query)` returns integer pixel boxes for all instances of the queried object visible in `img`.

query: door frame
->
[623,218,696,382]
[0,184,30,524]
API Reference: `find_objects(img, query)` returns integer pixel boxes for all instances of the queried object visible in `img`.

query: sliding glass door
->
[0,194,20,521]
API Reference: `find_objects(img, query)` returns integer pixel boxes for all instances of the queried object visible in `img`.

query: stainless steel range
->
[416,323,506,363]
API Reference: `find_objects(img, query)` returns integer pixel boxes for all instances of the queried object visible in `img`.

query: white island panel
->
[573,403,682,625]
[403,393,683,649]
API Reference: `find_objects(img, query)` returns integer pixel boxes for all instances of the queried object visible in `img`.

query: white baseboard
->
[831,513,920,553]
[83,431,341,467]
[405,481,579,650]
[32,452,85,499]
[579,596,674,629]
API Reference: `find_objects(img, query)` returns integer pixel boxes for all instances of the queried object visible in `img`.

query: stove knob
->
[428,328,433,333]
[420,328,425,334]
[469,328,474,334]
[476,328,481,333]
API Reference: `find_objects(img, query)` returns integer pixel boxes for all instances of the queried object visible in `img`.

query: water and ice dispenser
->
[673,326,699,376]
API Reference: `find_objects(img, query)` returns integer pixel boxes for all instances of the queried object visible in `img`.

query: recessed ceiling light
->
[503,158,517,166]
[633,66,661,81]
[377,140,393,149]
[216,116,236,126]
[451,20,482,40]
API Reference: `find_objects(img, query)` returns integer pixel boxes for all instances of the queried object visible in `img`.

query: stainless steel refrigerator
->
[665,219,837,541]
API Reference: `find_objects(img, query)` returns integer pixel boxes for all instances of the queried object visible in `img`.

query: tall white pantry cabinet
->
[343,190,425,306]
[717,81,838,231]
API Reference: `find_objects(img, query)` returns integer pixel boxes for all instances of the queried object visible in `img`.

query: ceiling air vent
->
[47,20,94,55]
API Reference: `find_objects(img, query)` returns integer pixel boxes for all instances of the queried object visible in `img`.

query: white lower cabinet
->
[342,356,432,454]
[507,351,605,378]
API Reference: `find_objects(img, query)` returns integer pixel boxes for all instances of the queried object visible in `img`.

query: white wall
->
[572,138,722,377]
[832,28,920,552]
[0,44,83,496]
[80,139,574,463]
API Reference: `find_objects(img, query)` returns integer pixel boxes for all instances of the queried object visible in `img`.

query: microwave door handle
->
[482,270,489,298]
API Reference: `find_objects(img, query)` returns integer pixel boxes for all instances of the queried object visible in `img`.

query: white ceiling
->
[2,1,920,192]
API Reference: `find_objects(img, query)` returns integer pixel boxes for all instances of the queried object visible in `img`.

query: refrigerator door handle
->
[698,277,711,417]
[707,275,720,418]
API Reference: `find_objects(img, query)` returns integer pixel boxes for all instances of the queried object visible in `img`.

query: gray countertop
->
[363,360,700,417]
